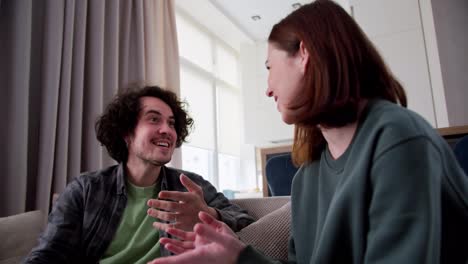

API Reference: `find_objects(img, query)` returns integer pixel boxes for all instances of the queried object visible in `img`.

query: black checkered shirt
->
[25,164,254,263]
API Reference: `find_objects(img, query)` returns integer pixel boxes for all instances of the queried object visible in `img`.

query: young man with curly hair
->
[25,86,254,263]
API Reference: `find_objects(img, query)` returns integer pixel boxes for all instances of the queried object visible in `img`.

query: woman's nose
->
[266,88,273,97]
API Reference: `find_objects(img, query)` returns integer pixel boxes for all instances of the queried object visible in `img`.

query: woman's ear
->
[298,41,309,74]
[124,135,130,147]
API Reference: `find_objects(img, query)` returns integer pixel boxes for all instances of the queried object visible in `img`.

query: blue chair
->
[265,153,298,196]
[454,135,468,176]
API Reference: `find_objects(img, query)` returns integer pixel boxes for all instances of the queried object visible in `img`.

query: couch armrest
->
[0,210,44,262]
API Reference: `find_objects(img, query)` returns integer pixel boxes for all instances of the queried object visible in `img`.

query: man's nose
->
[158,123,172,134]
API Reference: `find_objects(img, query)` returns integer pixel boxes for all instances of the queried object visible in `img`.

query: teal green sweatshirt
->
[239,99,468,263]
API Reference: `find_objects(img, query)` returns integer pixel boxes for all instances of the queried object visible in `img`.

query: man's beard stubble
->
[136,152,171,167]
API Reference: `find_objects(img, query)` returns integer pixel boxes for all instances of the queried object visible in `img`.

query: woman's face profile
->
[265,42,308,124]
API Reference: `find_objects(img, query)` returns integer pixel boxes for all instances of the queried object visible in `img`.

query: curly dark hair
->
[95,85,194,163]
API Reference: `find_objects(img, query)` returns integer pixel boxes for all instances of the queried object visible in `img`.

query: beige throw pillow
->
[237,202,291,261]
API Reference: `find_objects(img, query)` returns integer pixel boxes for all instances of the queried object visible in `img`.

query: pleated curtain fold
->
[0,0,180,217]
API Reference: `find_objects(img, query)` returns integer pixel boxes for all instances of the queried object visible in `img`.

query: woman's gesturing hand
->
[148,211,246,264]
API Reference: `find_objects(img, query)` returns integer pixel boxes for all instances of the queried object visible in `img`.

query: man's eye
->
[266,65,271,70]
[168,121,175,127]
[150,117,159,123]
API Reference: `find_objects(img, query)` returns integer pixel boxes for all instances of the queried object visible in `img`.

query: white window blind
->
[176,11,246,192]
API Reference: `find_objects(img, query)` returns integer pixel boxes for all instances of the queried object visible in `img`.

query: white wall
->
[419,0,449,127]
[431,0,468,126]
[176,0,468,190]
[351,0,437,126]
[351,0,468,128]
[240,0,454,147]
[240,41,295,146]
[240,0,451,146]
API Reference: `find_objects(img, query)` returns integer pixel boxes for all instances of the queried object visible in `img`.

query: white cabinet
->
[350,0,440,126]
[240,0,467,146]
[349,0,468,128]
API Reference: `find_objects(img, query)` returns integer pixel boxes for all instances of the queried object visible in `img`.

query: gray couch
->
[0,210,45,264]
[0,196,291,263]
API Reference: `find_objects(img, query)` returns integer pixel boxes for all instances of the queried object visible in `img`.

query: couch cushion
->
[237,202,291,261]
[0,210,44,262]
[0,256,23,264]
[231,196,290,220]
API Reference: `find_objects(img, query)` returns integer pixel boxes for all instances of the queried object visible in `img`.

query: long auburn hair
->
[268,0,407,165]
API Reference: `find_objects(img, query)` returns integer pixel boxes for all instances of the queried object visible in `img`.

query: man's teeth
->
[156,142,169,147]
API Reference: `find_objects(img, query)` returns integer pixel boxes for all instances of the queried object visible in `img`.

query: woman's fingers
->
[198,211,219,226]
[166,227,196,241]
[160,238,194,255]
[198,211,235,235]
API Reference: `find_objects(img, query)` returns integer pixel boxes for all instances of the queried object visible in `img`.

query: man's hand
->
[147,211,246,264]
[147,174,219,231]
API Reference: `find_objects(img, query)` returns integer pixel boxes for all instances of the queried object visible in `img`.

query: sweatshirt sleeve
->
[365,136,441,263]
[237,245,294,264]
[236,236,297,264]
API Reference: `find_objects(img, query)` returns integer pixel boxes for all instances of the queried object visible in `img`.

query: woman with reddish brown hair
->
[149,1,468,263]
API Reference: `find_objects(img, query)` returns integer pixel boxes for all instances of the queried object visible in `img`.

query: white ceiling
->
[175,0,254,52]
[209,0,314,41]
[175,0,351,50]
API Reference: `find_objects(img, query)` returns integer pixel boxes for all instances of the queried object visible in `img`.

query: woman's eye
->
[266,65,271,70]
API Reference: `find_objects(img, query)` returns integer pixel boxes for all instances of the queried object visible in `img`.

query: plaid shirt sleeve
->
[185,172,256,232]
[24,178,85,263]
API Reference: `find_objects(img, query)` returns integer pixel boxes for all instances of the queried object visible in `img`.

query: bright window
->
[217,83,241,156]
[181,145,215,184]
[215,45,238,86]
[180,67,215,150]
[176,13,213,73]
[176,11,244,192]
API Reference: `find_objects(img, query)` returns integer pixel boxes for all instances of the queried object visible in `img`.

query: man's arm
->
[148,173,255,232]
[187,173,255,232]
[24,179,84,263]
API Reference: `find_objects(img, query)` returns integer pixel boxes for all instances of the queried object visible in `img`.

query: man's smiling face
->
[125,96,178,166]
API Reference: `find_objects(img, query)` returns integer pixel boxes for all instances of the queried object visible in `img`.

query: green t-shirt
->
[100,180,161,264]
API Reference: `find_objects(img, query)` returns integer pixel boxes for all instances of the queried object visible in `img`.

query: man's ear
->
[298,41,309,74]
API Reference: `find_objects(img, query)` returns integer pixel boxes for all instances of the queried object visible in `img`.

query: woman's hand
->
[148,211,246,264]
[158,227,196,254]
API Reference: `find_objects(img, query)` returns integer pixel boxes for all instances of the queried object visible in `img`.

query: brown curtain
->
[0,0,180,217]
